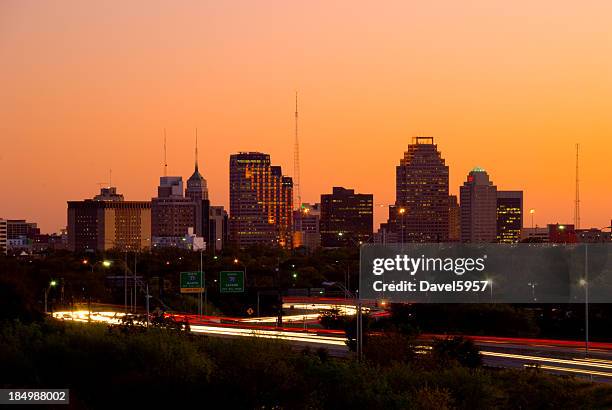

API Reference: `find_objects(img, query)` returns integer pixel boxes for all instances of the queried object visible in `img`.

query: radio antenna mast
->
[293,91,301,210]
[574,143,580,229]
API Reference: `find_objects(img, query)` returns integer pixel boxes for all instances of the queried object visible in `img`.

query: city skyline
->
[2,1,612,232]
[2,135,610,234]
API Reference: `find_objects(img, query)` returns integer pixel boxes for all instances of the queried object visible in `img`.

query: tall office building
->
[320,187,373,247]
[209,206,228,252]
[460,167,497,243]
[185,137,209,202]
[151,176,201,248]
[293,203,321,249]
[448,195,461,242]
[157,176,183,198]
[496,191,523,243]
[6,219,39,240]
[229,152,293,248]
[5,219,40,251]
[394,137,449,242]
[152,140,210,249]
[0,219,7,255]
[67,187,151,252]
[186,141,210,245]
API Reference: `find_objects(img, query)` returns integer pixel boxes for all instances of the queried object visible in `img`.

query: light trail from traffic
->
[52,310,612,381]
[52,311,348,347]
[524,364,612,378]
[482,351,612,371]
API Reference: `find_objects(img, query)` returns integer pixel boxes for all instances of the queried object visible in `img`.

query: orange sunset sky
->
[1,1,611,233]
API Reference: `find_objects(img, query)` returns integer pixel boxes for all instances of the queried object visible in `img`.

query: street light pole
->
[44,280,57,314]
[346,264,350,298]
[356,298,362,361]
[146,283,150,327]
[124,251,128,314]
[585,245,589,358]
[133,252,138,312]
[276,264,282,327]
[200,249,205,317]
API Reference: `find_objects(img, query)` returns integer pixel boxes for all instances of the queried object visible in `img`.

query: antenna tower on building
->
[574,143,580,229]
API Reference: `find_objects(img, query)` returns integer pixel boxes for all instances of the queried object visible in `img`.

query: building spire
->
[163,128,168,177]
[195,128,199,172]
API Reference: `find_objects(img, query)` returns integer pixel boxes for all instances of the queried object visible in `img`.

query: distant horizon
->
[2,1,611,232]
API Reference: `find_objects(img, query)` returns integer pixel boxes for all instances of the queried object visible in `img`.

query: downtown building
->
[548,223,577,243]
[320,187,373,247]
[543,224,610,243]
[460,167,497,243]
[381,137,449,243]
[229,152,293,248]
[521,227,549,242]
[32,229,69,253]
[209,206,228,252]
[448,195,461,242]
[185,150,211,248]
[151,174,208,249]
[4,219,40,252]
[67,187,151,252]
[0,219,6,255]
[151,139,226,251]
[576,227,612,243]
[496,191,523,243]
[293,203,322,249]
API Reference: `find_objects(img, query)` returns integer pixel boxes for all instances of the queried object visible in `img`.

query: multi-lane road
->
[52,303,612,383]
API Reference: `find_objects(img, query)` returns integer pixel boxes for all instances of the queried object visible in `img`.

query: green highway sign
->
[180,271,204,293]
[220,271,245,293]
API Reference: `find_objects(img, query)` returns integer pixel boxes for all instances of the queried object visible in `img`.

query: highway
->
[52,309,612,382]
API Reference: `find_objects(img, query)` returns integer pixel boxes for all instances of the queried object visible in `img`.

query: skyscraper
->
[68,187,151,252]
[209,206,228,252]
[448,195,461,242]
[151,176,201,248]
[229,152,293,248]
[185,133,209,202]
[496,191,523,243]
[460,167,497,243]
[185,134,210,247]
[320,187,373,247]
[394,137,449,242]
